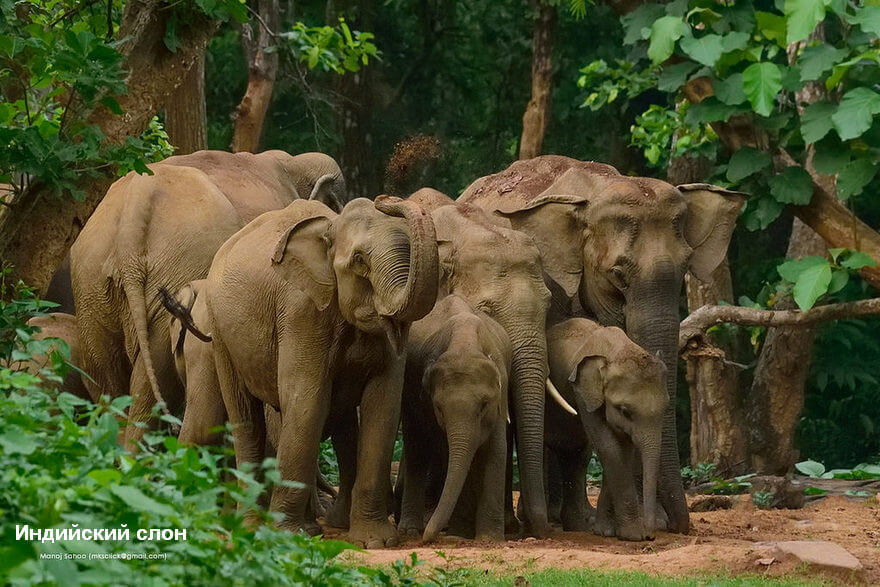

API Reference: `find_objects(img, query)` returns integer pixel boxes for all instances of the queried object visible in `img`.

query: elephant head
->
[421,349,508,542]
[273,197,439,350]
[429,203,552,535]
[550,321,667,535]
[489,164,744,532]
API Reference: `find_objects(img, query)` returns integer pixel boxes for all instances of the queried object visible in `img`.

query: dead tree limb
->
[680,299,880,352]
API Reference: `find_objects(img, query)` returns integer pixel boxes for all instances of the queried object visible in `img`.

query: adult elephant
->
[422,202,553,537]
[178,197,438,548]
[71,150,345,446]
[459,155,745,533]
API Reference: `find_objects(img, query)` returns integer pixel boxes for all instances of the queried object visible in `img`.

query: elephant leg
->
[325,409,358,529]
[504,428,520,535]
[582,413,647,541]
[558,447,592,532]
[546,448,563,525]
[397,436,427,536]
[124,333,184,450]
[593,476,615,537]
[348,358,404,549]
[474,423,506,542]
[179,363,226,446]
[213,339,266,526]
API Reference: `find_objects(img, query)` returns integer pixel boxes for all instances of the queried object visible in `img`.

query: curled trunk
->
[625,259,689,534]
[373,196,439,323]
[423,428,479,542]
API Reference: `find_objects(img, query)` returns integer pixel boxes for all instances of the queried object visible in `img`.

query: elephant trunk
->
[635,425,662,535]
[373,196,439,323]
[505,329,550,537]
[625,258,689,534]
[423,426,479,542]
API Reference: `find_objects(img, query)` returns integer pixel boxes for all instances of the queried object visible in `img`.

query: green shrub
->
[0,278,420,586]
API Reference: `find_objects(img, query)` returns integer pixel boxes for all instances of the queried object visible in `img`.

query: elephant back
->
[459,155,619,211]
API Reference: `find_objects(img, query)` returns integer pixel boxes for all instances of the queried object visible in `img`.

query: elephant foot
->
[397,514,423,537]
[654,503,670,531]
[475,531,504,542]
[349,519,399,549]
[278,517,322,536]
[323,498,351,529]
[591,512,616,537]
[616,519,654,542]
[523,518,551,539]
[561,509,590,532]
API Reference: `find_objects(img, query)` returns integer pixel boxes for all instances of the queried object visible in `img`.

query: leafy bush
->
[0,279,422,586]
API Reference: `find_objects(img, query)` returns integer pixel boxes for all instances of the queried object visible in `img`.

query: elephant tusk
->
[546,377,578,415]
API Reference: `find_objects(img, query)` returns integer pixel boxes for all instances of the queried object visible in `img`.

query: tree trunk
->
[231,0,279,153]
[747,28,836,475]
[667,142,747,475]
[0,0,216,293]
[164,50,208,154]
[684,264,749,475]
[519,1,555,160]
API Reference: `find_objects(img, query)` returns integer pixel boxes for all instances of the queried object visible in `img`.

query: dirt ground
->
[334,490,880,584]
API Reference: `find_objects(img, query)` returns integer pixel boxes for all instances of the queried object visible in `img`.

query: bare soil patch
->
[333,493,880,584]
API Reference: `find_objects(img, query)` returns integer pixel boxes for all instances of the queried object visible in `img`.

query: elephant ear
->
[679,183,747,282]
[272,214,336,311]
[567,326,628,412]
[493,194,589,299]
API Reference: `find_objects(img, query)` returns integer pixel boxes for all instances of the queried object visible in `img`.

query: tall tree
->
[164,51,208,154]
[231,0,280,153]
[0,1,219,292]
[519,1,555,160]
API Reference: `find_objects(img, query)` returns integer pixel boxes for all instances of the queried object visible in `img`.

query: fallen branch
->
[679,298,880,352]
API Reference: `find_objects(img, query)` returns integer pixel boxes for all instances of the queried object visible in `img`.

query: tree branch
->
[679,299,880,351]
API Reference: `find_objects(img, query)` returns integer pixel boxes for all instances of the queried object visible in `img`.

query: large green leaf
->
[680,34,724,67]
[648,16,687,64]
[721,31,750,52]
[800,101,836,143]
[713,73,747,105]
[109,485,177,517]
[793,261,832,311]
[742,62,782,117]
[799,44,850,81]
[768,166,813,204]
[849,6,880,36]
[785,0,826,44]
[622,3,667,45]
[755,11,787,47]
[727,147,771,182]
[658,62,699,92]
[777,255,827,282]
[837,158,878,199]
[841,251,877,270]
[831,87,880,141]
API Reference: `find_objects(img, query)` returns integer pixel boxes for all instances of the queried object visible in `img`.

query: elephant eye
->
[350,251,369,275]
[618,405,633,420]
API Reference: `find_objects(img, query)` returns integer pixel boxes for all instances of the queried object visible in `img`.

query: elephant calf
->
[546,318,667,541]
[399,294,511,542]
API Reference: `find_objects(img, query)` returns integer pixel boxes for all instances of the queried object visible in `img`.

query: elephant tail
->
[158,286,213,348]
[121,272,171,419]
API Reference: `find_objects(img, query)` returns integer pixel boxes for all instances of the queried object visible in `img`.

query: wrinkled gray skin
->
[399,294,510,543]
[70,150,346,448]
[174,197,438,549]
[546,318,667,540]
[22,313,90,401]
[460,155,745,534]
[416,201,553,538]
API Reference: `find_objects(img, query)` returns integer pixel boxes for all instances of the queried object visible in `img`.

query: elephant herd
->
[32,150,745,548]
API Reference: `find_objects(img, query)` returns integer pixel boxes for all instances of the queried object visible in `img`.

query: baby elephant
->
[546,318,667,541]
[399,294,510,542]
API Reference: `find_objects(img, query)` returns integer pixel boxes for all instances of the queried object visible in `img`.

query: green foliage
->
[630,103,716,167]
[794,459,880,480]
[681,462,718,488]
[0,281,429,586]
[775,248,876,310]
[578,59,658,111]
[0,1,177,200]
[279,19,380,74]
